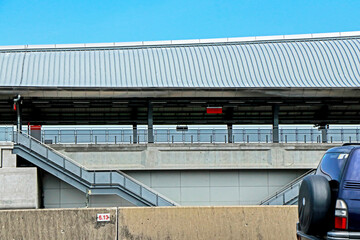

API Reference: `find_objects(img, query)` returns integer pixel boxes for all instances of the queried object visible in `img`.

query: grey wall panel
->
[42,169,308,207]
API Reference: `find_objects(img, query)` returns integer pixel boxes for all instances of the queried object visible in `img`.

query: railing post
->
[110,171,112,185]
[167,129,170,143]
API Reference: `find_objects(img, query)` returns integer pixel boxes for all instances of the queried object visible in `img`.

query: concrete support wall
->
[0,168,39,209]
[0,206,298,240]
[0,143,39,209]
[0,142,16,168]
[52,143,333,170]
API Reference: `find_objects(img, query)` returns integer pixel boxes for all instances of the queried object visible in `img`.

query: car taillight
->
[335,199,348,230]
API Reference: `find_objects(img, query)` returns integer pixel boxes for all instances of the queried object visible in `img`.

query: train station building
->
[0,31,360,208]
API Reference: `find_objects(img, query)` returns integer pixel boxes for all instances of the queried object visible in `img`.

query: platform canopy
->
[0,32,360,125]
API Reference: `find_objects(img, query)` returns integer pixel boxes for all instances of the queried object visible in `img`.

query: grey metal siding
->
[1,39,360,88]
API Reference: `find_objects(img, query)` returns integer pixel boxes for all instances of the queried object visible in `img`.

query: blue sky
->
[0,0,359,45]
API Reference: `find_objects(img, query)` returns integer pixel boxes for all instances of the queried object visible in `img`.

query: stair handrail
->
[259,168,316,205]
[13,130,177,206]
[14,130,88,170]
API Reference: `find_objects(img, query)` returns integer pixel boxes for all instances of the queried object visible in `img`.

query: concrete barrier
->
[0,208,117,240]
[0,206,298,240]
[52,143,334,170]
[118,206,298,240]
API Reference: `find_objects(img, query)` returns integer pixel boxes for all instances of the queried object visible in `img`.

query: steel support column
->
[272,105,279,143]
[148,102,154,143]
[227,124,233,143]
[319,124,328,143]
[14,95,22,132]
[133,124,138,144]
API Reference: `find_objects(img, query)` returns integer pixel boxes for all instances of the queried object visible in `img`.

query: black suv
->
[297,144,360,240]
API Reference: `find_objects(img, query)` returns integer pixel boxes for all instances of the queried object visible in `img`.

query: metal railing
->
[2,127,360,144]
[259,169,316,205]
[13,131,176,206]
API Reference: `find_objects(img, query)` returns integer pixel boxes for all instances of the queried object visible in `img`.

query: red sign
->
[97,213,110,222]
[206,107,222,114]
[30,125,41,131]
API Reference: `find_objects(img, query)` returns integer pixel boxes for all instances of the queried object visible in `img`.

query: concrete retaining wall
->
[0,206,298,240]
[0,208,117,240]
[52,143,335,170]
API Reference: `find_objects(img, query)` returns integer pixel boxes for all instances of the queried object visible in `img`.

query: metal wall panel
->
[1,38,360,88]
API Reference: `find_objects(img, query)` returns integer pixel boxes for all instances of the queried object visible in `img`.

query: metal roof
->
[1,31,360,88]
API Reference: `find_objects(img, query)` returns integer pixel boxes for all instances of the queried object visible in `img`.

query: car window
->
[344,149,360,181]
[316,152,349,181]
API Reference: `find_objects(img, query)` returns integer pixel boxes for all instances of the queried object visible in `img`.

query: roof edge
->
[1,31,360,51]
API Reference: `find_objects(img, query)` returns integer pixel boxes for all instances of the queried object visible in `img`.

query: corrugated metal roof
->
[1,34,360,88]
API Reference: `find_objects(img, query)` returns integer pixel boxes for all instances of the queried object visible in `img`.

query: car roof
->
[326,145,358,154]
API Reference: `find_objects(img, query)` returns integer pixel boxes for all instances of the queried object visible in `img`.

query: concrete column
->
[148,102,154,143]
[319,124,328,143]
[272,105,279,143]
[133,124,138,144]
[227,124,233,143]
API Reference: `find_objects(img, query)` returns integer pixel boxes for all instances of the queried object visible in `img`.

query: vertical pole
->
[227,124,233,143]
[16,102,22,132]
[148,102,154,143]
[319,124,328,143]
[133,124,137,144]
[272,105,279,143]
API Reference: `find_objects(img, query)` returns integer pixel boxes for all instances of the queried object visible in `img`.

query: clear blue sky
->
[0,0,359,45]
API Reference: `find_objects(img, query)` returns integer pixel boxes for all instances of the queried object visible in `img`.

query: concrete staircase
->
[12,131,176,207]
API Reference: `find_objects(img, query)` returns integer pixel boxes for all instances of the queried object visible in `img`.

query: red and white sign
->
[97,213,110,222]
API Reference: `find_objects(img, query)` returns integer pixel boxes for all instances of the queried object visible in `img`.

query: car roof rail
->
[342,143,360,146]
